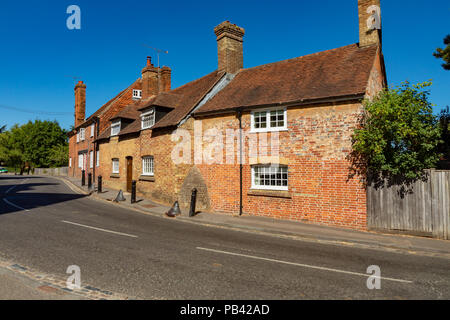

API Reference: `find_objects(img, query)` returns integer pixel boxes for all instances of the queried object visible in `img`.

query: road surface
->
[0,175,448,299]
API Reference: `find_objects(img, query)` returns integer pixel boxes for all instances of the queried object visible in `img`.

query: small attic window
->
[133,89,142,100]
[111,120,121,136]
[141,108,155,130]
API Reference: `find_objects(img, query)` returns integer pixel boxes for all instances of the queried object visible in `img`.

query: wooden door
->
[126,157,133,192]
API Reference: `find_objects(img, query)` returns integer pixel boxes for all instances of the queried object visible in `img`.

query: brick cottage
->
[68,0,387,230]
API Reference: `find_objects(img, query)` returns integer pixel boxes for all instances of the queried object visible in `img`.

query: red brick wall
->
[196,102,368,230]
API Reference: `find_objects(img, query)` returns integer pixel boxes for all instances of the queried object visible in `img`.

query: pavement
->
[61,174,450,260]
[0,174,449,300]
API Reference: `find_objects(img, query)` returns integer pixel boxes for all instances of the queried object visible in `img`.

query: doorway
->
[126,157,133,193]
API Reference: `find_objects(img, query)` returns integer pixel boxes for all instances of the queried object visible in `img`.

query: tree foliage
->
[433,35,450,70]
[351,81,442,187]
[0,120,68,173]
[437,106,450,164]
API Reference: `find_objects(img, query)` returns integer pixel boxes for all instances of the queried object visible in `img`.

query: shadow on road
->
[0,177,87,215]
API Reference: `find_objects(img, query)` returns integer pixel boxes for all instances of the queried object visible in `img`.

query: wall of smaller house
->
[195,101,368,230]
[98,135,138,191]
[68,127,97,179]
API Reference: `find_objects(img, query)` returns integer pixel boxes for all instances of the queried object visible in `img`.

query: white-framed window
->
[112,159,119,174]
[111,120,121,136]
[142,156,154,176]
[141,109,155,130]
[133,89,142,100]
[96,150,99,167]
[78,154,83,169]
[90,124,95,137]
[69,158,72,168]
[76,132,80,143]
[89,151,94,168]
[251,165,288,191]
[250,107,287,132]
[80,128,86,141]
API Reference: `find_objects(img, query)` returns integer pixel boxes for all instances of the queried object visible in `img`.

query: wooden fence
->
[367,170,450,239]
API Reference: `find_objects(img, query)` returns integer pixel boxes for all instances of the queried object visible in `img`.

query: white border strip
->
[197,247,413,284]
[62,220,138,238]
[3,198,30,212]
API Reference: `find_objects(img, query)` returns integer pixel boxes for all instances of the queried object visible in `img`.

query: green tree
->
[351,81,442,187]
[437,106,450,166]
[0,120,68,173]
[48,144,69,167]
[0,125,5,133]
[433,35,450,70]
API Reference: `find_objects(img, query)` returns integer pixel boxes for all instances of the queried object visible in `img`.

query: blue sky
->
[0,0,449,130]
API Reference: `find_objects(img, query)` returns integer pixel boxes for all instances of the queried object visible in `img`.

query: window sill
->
[139,175,155,182]
[110,174,120,178]
[247,189,291,199]
[249,128,288,134]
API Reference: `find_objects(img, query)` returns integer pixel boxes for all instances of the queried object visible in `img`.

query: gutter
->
[237,108,243,216]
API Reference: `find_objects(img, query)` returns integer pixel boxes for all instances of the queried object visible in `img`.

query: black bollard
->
[88,173,92,189]
[189,188,198,217]
[98,175,102,193]
[131,180,136,204]
[81,170,85,186]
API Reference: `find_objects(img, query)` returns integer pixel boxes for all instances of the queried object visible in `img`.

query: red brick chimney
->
[214,21,245,74]
[141,57,159,99]
[358,0,382,47]
[74,80,86,127]
[160,66,171,93]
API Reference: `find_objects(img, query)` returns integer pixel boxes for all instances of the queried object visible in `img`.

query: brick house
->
[72,0,386,230]
[67,78,143,180]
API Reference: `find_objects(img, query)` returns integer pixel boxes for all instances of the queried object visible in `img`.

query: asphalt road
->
[0,174,448,299]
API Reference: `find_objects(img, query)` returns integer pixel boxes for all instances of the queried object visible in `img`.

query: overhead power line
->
[0,104,73,116]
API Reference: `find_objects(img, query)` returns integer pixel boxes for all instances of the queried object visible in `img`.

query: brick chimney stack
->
[358,0,382,47]
[160,66,171,93]
[141,56,159,99]
[214,21,245,74]
[74,80,86,127]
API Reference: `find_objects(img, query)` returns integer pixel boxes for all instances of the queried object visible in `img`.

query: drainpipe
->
[237,108,243,216]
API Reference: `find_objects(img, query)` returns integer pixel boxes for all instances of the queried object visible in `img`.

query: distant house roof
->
[194,44,379,115]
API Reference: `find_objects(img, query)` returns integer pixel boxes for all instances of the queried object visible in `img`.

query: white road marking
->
[3,198,30,212]
[5,178,28,194]
[61,220,138,238]
[197,247,413,284]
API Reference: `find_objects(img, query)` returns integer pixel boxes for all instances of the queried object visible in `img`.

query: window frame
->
[89,151,94,169]
[111,120,121,136]
[90,124,95,137]
[112,158,119,174]
[80,128,86,141]
[141,108,155,130]
[133,89,142,100]
[251,164,289,191]
[96,150,100,167]
[250,107,288,133]
[141,156,154,176]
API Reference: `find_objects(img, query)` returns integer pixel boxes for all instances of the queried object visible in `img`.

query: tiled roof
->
[97,70,226,139]
[195,44,378,115]
[152,70,225,129]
